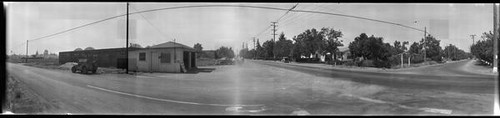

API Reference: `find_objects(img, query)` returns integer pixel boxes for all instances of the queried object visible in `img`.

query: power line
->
[26,4,429,44]
[253,3,298,40]
[275,3,298,22]
[279,4,324,30]
[130,5,173,41]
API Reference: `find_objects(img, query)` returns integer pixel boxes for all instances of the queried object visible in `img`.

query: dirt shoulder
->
[6,74,62,114]
[254,60,451,73]
[460,59,497,76]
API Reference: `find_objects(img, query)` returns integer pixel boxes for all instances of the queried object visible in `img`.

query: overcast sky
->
[6,2,494,55]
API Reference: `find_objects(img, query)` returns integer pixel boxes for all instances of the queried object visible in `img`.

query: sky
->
[5,2,494,55]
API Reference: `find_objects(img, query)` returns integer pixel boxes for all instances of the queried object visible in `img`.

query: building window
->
[139,53,146,61]
[160,53,171,63]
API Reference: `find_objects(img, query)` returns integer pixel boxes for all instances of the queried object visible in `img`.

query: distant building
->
[128,41,197,73]
[337,47,351,61]
[59,47,141,68]
[59,41,197,73]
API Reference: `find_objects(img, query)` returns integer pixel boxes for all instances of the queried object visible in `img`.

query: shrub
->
[343,61,356,66]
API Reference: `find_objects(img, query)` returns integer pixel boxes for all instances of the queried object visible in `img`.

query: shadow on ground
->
[184,67,216,74]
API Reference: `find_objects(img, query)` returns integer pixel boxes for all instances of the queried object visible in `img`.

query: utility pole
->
[25,40,28,63]
[423,26,427,62]
[470,34,476,59]
[125,2,129,74]
[174,38,176,62]
[271,22,278,59]
[401,53,404,68]
[470,34,476,46]
[493,3,499,115]
[493,3,498,73]
[253,37,256,59]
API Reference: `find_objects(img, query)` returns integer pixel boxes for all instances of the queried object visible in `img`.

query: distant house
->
[337,47,351,61]
[317,47,351,62]
[128,41,197,73]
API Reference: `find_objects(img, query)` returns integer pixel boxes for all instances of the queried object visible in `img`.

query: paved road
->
[7,63,240,114]
[7,60,496,115]
[254,60,495,94]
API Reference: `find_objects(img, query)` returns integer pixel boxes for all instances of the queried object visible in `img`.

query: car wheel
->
[82,66,88,74]
[92,68,97,74]
[71,66,76,73]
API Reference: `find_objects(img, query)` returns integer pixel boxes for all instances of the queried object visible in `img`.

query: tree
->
[43,49,49,56]
[321,27,343,62]
[216,46,235,59]
[421,35,443,62]
[348,33,392,68]
[274,32,294,59]
[74,48,83,51]
[194,43,203,52]
[256,39,265,59]
[262,40,275,59]
[444,44,468,61]
[129,43,142,48]
[471,31,496,63]
[291,28,327,59]
[84,47,95,50]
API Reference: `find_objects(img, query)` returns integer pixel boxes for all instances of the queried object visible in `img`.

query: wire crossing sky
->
[6,3,493,55]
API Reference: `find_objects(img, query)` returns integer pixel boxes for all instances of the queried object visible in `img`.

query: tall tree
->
[292,28,325,59]
[348,33,392,67]
[216,46,235,59]
[129,43,142,48]
[256,39,265,59]
[274,32,294,58]
[262,40,275,59]
[421,35,443,62]
[321,27,343,62]
[409,42,422,54]
[471,31,495,63]
[193,43,203,52]
[444,44,468,61]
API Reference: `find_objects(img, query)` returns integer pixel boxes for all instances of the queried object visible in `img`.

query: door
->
[183,51,190,69]
[191,52,196,68]
[151,52,160,72]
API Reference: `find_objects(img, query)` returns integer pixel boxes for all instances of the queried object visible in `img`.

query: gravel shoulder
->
[6,74,64,114]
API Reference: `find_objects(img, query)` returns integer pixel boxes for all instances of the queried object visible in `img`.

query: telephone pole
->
[25,40,28,63]
[271,22,278,59]
[493,3,498,73]
[125,2,129,74]
[470,34,476,45]
[253,37,256,59]
[423,26,427,62]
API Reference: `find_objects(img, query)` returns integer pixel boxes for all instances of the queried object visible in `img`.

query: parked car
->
[281,57,290,63]
[216,57,234,65]
[71,58,98,74]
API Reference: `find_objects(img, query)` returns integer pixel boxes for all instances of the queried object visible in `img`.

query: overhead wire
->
[23,4,429,46]
[130,5,173,42]
[279,4,322,30]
